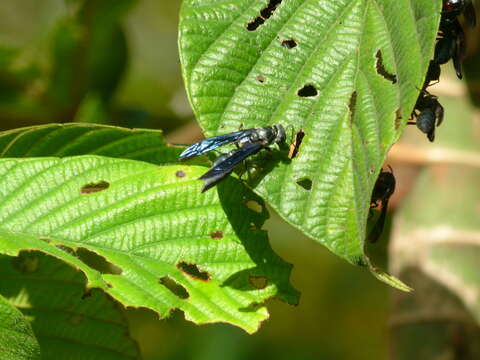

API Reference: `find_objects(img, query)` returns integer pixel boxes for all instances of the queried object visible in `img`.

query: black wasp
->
[442,0,476,28]
[368,167,396,243]
[179,124,286,192]
[409,90,444,142]
[436,0,476,79]
[424,61,441,87]
[410,0,476,140]
[435,18,466,79]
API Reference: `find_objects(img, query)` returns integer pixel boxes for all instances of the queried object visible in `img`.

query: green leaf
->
[0,123,184,165]
[47,18,83,108]
[0,293,40,360]
[74,93,110,124]
[1,253,139,359]
[0,156,298,333]
[0,45,41,105]
[47,0,134,109]
[179,0,441,265]
[78,0,133,101]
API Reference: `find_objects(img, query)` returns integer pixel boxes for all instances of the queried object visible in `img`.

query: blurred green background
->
[0,0,191,131]
[0,1,398,359]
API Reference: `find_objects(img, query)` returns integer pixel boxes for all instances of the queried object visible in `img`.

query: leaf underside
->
[1,253,139,360]
[0,294,40,360]
[0,156,298,334]
[179,0,440,266]
[0,123,183,165]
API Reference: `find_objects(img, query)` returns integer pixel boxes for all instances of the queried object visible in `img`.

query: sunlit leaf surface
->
[179,0,440,266]
[0,157,298,333]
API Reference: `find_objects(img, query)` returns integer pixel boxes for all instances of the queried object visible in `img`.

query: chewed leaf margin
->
[179,0,442,284]
[0,157,299,333]
[2,252,140,359]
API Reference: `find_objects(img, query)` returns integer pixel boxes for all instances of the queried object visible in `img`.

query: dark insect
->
[368,167,396,243]
[443,0,466,17]
[419,60,441,96]
[464,0,477,27]
[425,61,441,86]
[408,91,444,142]
[412,0,476,141]
[179,124,286,192]
[442,0,476,28]
[435,18,466,79]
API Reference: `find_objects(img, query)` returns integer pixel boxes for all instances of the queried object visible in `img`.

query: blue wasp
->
[179,124,286,192]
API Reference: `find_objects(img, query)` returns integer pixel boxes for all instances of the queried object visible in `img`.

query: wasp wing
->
[368,199,390,243]
[199,142,263,192]
[453,20,466,79]
[179,129,255,161]
[435,102,445,127]
[465,1,477,28]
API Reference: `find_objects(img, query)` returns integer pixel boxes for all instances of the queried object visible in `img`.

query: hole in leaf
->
[55,244,76,255]
[288,130,305,159]
[249,275,268,289]
[281,39,297,49]
[159,276,189,299]
[12,252,39,273]
[296,178,313,191]
[249,222,258,230]
[348,91,357,126]
[40,237,52,243]
[76,248,122,275]
[81,180,110,194]
[247,17,265,31]
[375,50,397,84]
[210,230,224,240]
[297,84,318,97]
[106,283,113,289]
[261,0,282,18]
[246,0,282,31]
[175,170,186,178]
[239,302,265,312]
[245,200,263,213]
[256,74,266,83]
[177,262,211,281]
